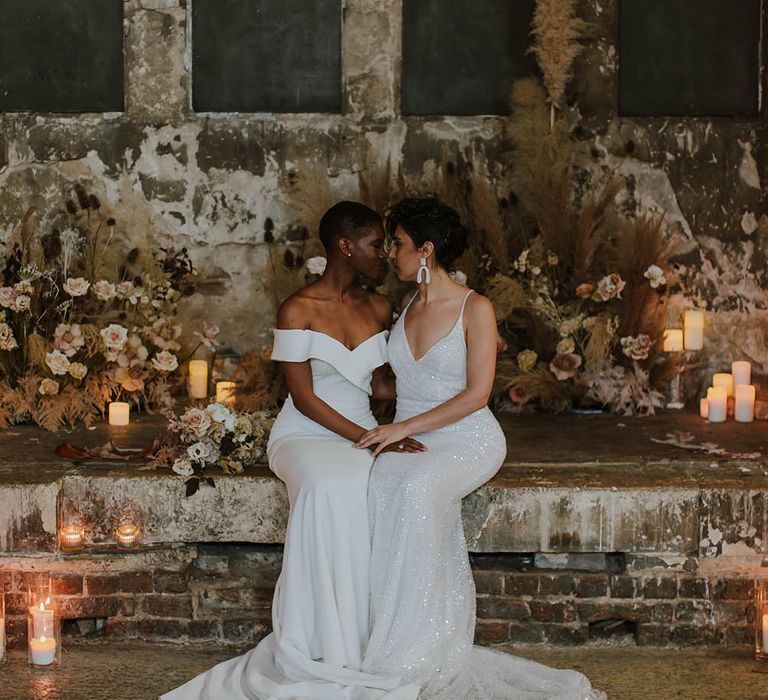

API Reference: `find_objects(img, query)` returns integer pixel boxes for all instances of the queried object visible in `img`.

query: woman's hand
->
[377,437,427,454]
[355,422,425,456]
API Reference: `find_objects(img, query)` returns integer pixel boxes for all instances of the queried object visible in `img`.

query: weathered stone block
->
[544,624,589,645]
[476,598,529,621]
[138,618,188,639]
[529,601,577,623]
[120,572,153,593]
[539,575,575,596]
[60,596,119,619]
[154,569,188,594]
[578,602,651,624]
[221,618,269,644]
[574,575,609,598]
[140,594,193,619]
[678,577,709,599]
[650,603,674,623]
[85,574,120,596]
[474,621,510,645]
[675,600,713,624]
[643,577,678,599]
[189,619,222,640]
[52,573,84,595]
[472,570,503,595]
[636,624,669,646]
[712,578,753,601]
[106,619,139,639]
[508,622,547,644]
[609,575,639,598]
[670,625,721,645]
[504,574,539,596]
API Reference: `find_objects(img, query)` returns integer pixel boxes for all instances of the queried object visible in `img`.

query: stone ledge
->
[1,413,767,561]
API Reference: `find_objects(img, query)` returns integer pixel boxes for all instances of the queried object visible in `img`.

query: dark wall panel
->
[619,0,760,117]
[0,0,124,113]
[192,0,341,113]
[402,0,537,116]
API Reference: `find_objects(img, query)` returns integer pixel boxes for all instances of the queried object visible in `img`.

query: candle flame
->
[39,635,46,642]
[38,602,45,612]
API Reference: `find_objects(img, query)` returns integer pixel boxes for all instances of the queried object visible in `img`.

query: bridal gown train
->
[362,291,605,700]
[162,329,418,700]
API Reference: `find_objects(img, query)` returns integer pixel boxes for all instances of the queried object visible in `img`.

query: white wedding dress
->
[162,329,418,700]
[362,291,605,700]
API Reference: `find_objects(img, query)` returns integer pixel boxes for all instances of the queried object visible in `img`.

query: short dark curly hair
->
[318,201,382,253]
[385,197,468,269]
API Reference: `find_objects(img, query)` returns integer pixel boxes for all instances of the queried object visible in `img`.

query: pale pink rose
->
[100,323,129,351]
[643,265,666,289]
[54,323,85,357]
[180,407,212,438]
[11,294,31,312]
[620,334,652,361]
[151,350,179,372]
[68,362,88,380]
[593,274,626,302]
[0,287,14,308]
[45,349,71,376]
[115,281,135,299]
[194,322,220,351]
[63,277,90,297]
[0,323,18,351]
[549,353,582,381]
[149,317,182,351]
[92,280,117,301]
[39,378,60,396]
[116,359,147,392]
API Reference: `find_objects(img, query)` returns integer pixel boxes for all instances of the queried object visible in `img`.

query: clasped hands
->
[354,421,427,457]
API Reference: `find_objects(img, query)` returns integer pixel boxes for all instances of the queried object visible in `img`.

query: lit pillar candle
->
[684,310,704,350]
[189,360,209,399]
[29,635,56,666]
[216,381,236,407]
[663,329,684,352]
[699,398,709,419]
[708,386,728,423]
[0,616,4,661]
[30,601,54,638]
[712,373,734,397]
[108,401,130,426]
[732,361,751,388]
[763,613,768,653]
[734,384,755,423]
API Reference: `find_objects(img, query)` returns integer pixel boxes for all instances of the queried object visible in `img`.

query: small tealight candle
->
[712,373,734,397]
[216,381,236,407]
[708,386,728,423]
[732,361,752,388]
[735,384,756,423]
[115,523,140,549]
[189,360,209,399]
[29,635,56,666]
[60,524,84,551]
[663,329,684,352]
[699,398,709,419]
[108,401,130,426]
[684,310,704,350]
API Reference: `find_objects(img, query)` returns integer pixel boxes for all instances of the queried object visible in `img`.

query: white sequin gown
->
[162,329,418,700]
[363,291,605,700]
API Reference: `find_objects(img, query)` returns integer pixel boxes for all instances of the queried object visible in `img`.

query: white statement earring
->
[416,256,431,284]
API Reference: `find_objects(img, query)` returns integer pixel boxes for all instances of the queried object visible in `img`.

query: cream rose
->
[151,350,179,372]
[306,256,327,275]
[11,294,31,312]
[92,280,117,301]
[54,323,85,357]
[0,287,14,308]
[620,334,652,361]
[449,270,468,286]
[45,349,71,376]
[643,265,666,289]
[516,349,538,373]
[100,323,129,351]
[63,277,90,297]
[172,457,195,477]
[39,378,60,396]
[556,337,576,355]
[68,362,88,380]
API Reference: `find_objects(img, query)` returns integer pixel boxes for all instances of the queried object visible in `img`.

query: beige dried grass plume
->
[528,0,588,127]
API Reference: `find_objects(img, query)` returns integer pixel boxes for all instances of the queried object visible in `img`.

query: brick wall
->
[0,546,755,649]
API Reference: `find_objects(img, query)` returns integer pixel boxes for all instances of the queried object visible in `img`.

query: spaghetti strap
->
[458,289,474,322]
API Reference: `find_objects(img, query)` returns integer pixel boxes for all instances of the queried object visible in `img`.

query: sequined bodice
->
[388,291,472,418]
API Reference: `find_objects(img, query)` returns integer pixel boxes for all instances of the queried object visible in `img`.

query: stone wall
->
[0,0,765,372]
[0,545,755,649]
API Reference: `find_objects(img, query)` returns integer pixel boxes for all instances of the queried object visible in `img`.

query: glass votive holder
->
[59,522,85,552]
[25,574,60,667]
[756,578,768,661]
[115,522,141,550]
[0,572,6,663]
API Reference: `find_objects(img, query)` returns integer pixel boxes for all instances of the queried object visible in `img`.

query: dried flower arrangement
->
[0,187,213,431]
[150,401,273,496]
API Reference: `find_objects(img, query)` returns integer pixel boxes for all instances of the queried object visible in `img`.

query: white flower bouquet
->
[153,402,273,496]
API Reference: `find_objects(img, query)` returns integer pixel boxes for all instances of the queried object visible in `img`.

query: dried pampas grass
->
[528,0,588,127]
[486,274,527,321]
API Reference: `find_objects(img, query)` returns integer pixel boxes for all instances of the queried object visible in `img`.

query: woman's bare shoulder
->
[464,291,495,324]
[276,289,316,330]
[363,290,393,327]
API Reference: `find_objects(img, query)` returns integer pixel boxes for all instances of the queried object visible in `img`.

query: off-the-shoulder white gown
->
[162,329,418,700]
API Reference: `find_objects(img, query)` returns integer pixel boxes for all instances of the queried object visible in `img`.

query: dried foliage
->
[528,0,588,126]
